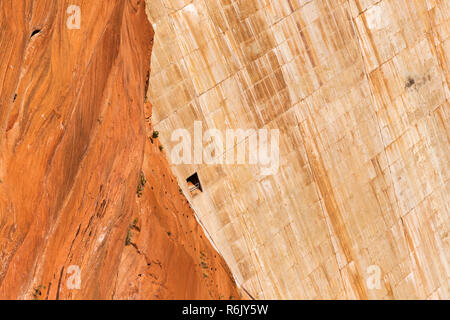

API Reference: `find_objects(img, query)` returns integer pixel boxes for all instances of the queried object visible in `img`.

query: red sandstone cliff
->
[0,0,239,299]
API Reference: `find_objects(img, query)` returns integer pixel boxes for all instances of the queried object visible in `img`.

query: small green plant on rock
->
[152,131,159,139]
[125,228,133,246]
[137,171,147,198]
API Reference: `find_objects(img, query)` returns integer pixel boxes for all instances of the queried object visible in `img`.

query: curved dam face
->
[0,0,240,300]
[147,0,449,299]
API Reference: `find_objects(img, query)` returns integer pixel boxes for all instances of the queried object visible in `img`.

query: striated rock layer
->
[147,0,449,299]
[0,0,239,299]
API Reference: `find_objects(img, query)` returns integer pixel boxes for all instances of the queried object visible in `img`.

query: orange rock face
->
[0,0,239,299]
